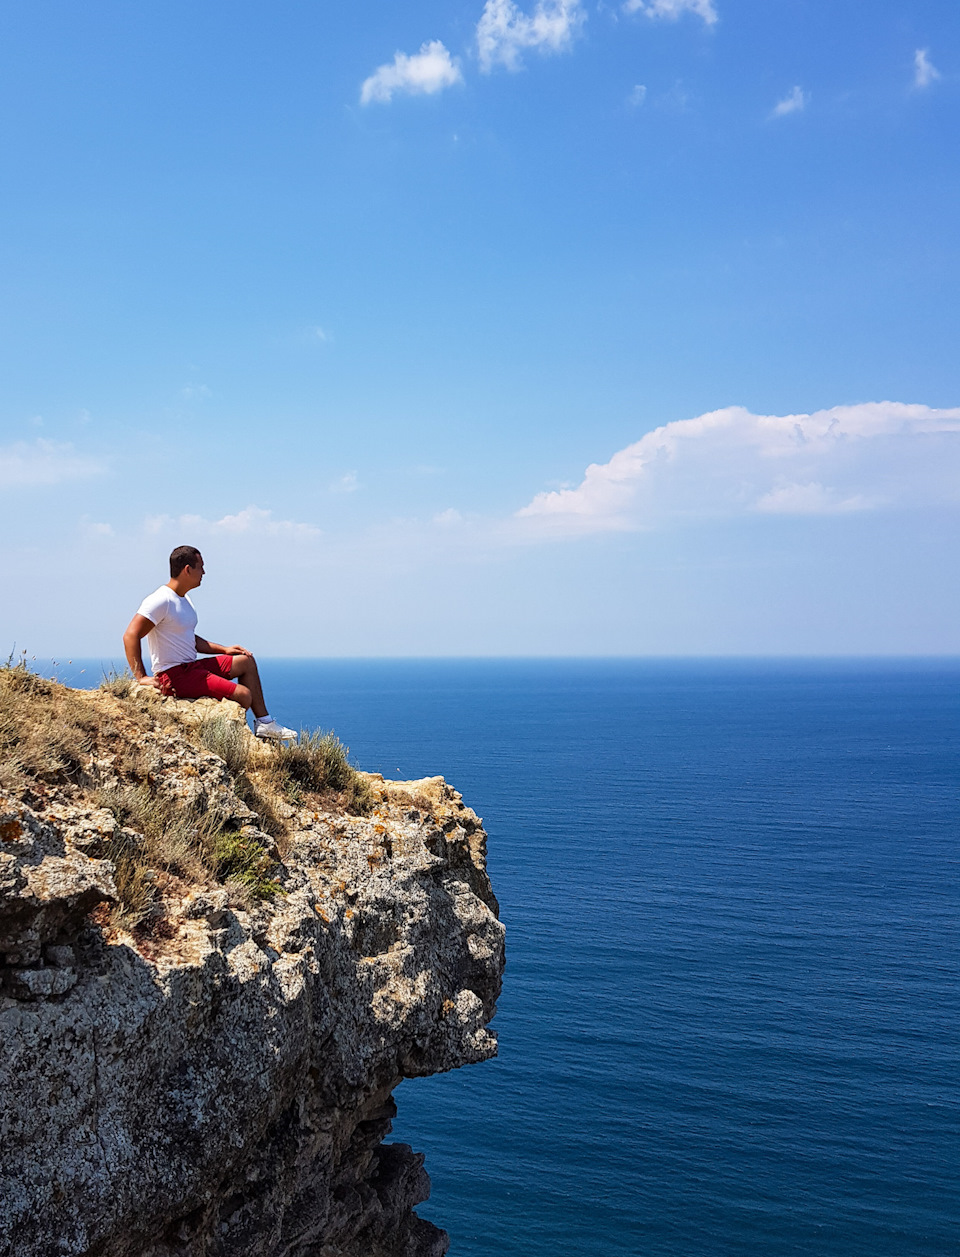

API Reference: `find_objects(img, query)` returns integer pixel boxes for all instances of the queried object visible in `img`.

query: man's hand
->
[224,645,252,657]
[137,676,163,690]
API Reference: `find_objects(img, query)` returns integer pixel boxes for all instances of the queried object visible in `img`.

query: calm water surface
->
[59,659,960,1256]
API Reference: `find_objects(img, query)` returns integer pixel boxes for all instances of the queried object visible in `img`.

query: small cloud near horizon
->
[771,85,805,118]
[914,49,940,90]
[145,506,320,539]
[330,471,359,494]
[433,508,463,526]
[361,41,463,104]
[0,439,106,488]
[81,518,114,539]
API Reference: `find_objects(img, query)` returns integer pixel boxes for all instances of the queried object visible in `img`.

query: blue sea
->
[55,659,960,1255]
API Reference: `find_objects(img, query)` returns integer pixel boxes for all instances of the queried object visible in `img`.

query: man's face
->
[184,555,205,586]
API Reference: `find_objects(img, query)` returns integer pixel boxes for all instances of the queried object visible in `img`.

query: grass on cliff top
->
[266,729,374,815]
[0,659,120,794]
[0,658,373,934]
[99,665,137,699]
[196,715,373,817]
[95,783,283,923]
[0,659,283,930]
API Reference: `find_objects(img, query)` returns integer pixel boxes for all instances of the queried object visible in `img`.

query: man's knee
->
[230,653,258,681]
[233,684,252,709]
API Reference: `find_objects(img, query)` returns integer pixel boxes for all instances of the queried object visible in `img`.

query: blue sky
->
[1,0,958,655]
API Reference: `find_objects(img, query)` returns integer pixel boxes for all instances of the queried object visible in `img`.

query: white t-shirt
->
[136,586,199,675]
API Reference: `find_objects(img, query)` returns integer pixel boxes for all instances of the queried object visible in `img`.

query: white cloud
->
[754,482,870,515]
[181,384,213,400]
[361,40,463,104]
[477,0,585,73]
[79,517,114,539]
[433,508,463,526]
[623,0,717,26]
[330,471,359,494]
[516,403,960,534]
[145,507,320,539]
[772,85,805,118]
[0,439,106,488]
[914,48,940,90]
[628,84,647,106]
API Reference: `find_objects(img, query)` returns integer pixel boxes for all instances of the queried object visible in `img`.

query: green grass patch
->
[96,783,282,928]
[206,828,284,898]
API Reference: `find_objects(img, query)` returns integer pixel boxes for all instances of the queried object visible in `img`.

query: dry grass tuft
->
[99,667,134,699]
[0,664,102,786]
[195,715,285,839]
[198,715,250,776]
[267,730,374,815]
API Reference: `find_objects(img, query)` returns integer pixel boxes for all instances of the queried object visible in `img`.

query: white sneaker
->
[255,718,297,741]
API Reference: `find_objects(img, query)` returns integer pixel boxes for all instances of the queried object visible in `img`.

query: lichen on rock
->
[0,672,504,1256]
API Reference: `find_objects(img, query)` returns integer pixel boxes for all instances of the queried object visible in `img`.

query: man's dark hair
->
[169,545,202,578]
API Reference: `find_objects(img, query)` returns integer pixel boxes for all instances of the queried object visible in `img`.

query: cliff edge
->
[0,668,504,1257]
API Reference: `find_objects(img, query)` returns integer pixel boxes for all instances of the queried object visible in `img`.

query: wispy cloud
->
[623,0,718,27]
[0,439,106,488]
[330,471,359,494]
[145,506,320,539]
[80,518,114,538]
[771,85,805,118]
[361,40,463,104]
[628,84,647,106]
[433,508,464,526]
[914,48,941,90]
[516,403,960,534]
[477,0,585,73]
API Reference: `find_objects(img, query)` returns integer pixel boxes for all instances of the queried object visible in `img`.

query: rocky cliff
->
[0,670,504,1257]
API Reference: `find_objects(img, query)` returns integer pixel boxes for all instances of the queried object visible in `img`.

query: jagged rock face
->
[0,694,504,1257]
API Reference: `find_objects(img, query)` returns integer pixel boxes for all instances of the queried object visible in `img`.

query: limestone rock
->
[0,685,504,1257]
[0,792,117,968]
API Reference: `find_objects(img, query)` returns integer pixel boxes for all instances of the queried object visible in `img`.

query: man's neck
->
[166,577,193,597]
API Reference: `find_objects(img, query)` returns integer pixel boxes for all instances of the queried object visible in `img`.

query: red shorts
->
[156,655,238,701]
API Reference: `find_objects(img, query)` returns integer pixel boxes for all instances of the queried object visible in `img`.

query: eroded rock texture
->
[0,693,503,1257]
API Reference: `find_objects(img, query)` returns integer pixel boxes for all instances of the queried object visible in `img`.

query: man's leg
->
[228,654,268,719]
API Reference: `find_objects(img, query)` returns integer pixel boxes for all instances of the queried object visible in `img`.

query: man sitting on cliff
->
[123,545,296,741]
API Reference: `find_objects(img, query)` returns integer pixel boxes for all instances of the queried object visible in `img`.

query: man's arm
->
[123,614,160,688]
[195,636,251,657]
